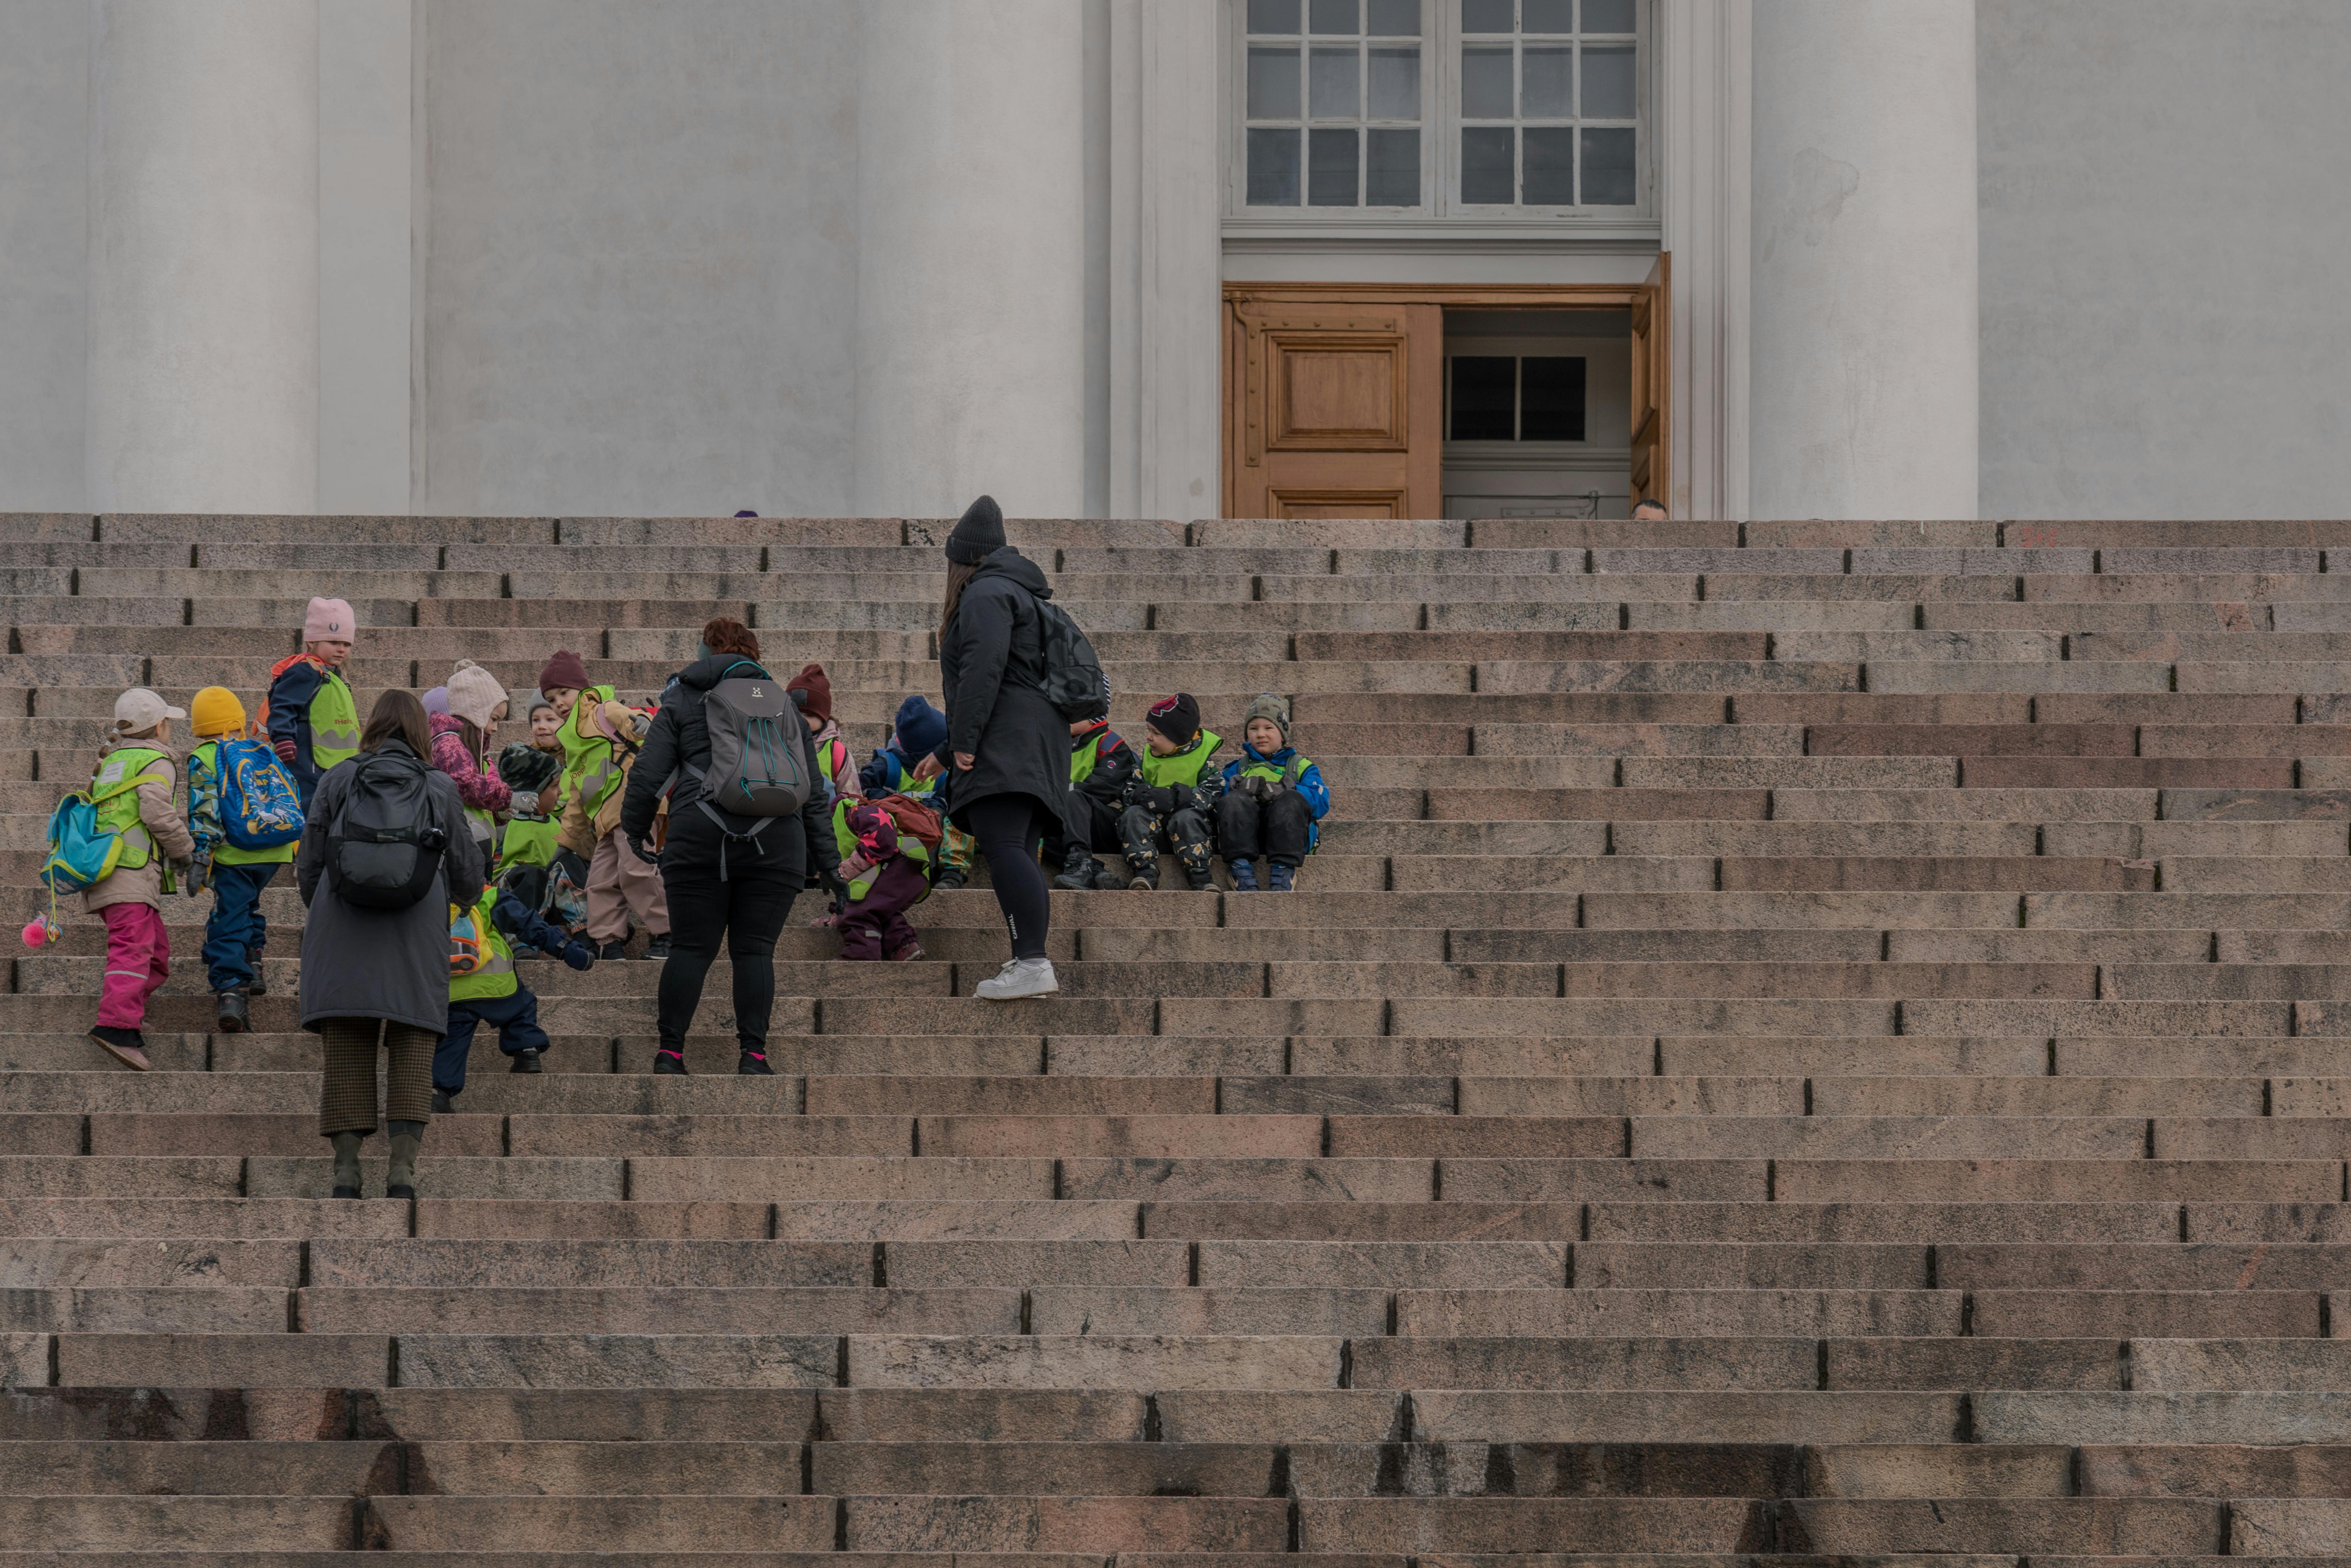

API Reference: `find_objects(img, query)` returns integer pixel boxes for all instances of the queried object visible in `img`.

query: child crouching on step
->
[432,864,597,1111]
[859,695,976,892]
[1218,693,1329,892]
[832,797,938,962]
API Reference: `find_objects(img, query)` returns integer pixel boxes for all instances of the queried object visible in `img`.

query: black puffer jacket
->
[621,654,837,879]
[937,547,1077,832]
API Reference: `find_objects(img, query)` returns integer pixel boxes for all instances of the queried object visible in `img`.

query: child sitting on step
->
[1217,693,1329,893]
[1049,714,1138,891]
[432,864,597,1110]
[832,797,935,962]
[859,695,976,892]
[1118,693,1224,892]
[83,689,198,1071]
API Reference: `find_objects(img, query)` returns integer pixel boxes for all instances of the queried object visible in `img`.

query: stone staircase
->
[4,509,2351,1561]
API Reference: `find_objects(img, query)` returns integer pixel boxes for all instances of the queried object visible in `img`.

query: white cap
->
[112,687,186,733]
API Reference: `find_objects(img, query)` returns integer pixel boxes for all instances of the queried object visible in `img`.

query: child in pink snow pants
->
[83,689,198,1072]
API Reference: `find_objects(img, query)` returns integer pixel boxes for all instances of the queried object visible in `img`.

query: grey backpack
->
[688,660,811,818]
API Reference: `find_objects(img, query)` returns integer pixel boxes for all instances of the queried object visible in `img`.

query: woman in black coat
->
[619,617,838,1075]
[918,495,1072,1000]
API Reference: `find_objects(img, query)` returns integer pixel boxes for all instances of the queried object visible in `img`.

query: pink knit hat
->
[303,597,356,644]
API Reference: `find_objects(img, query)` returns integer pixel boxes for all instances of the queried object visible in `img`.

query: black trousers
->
[1218,788,1313,866]
[656,809,802,1054]
[963,791,1054,961]
[1042,791,1123,863]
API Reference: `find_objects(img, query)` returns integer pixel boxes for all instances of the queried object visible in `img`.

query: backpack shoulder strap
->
[1282,755,1306,790]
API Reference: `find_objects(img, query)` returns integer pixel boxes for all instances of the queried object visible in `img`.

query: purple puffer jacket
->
[428,712,513,814]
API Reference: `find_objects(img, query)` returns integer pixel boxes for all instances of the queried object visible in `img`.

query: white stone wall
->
[1977,0,2351,519]
[0,0,87,511]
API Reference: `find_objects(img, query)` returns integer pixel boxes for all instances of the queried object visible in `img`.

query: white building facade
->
[3,0,2347,522]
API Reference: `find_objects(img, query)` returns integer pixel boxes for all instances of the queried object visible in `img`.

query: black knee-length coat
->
[933,547,1076,834]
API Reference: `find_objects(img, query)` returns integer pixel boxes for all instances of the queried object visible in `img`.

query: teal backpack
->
[41,794,124,895]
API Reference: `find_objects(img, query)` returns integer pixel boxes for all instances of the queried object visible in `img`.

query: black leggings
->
[656,812,802,1054]
[964,793,1055,961]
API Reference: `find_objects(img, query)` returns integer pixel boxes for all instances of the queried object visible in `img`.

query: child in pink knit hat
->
[261,597,361,804]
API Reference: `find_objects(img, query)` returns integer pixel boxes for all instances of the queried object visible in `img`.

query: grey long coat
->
[296,739,485,1035]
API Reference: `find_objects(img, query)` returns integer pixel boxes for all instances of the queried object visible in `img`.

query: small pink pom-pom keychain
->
[23,885,64,950]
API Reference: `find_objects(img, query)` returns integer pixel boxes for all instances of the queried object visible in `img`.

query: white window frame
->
[1224,0,1654,224]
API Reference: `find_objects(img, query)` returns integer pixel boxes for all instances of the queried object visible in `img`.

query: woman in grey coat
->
[298,689,484,1199]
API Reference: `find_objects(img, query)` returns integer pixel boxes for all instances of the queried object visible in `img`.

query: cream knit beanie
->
[445,659,509,731]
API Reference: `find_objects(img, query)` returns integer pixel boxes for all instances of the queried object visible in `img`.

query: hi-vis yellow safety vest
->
[309,670,360,770]
[449,887,519,1002]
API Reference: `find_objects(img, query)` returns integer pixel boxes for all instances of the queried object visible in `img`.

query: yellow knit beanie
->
[190,686,246,739]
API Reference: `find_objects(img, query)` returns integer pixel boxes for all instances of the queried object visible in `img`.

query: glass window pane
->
[1523,126,1575,203]
[1247,127,1302,205]
[1248,0,1301,33]
[1366,126,1420,204]
[1366,0,1420,36]
[1451,357,1517,440]
[1520,356,1588,441]
[1309,0,1359,34]
[1310,47,1359,116]
[1523,0,1574,31]
[1582,44,1636,118]
[1248,47,1302,118]
[1461,0,1514,33]
[1461,47,1514,117]
[1522,46,1572,116]
[1581,0,1636,32]
[1460,126,1515,203]
[1367,45,1419,118]
[1307,126,1360,204]
[1581,126,1636,204]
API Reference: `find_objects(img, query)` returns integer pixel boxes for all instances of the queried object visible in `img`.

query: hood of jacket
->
[428,712,467,740]
[971,546,1051,600]
[1241,742,1300,767]
[674,652,773,694]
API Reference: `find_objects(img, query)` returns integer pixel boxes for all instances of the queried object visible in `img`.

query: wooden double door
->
[1222,262,1669,521]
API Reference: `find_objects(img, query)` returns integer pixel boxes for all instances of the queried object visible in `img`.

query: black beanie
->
[1147,693,1201,749]
[946,494,1006,565]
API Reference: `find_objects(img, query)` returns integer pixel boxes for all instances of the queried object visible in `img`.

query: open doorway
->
[1222,267,1668,519]
[1441,310,1630,521]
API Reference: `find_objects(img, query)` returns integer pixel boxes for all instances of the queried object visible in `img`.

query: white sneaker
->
[975,956,1058,1001]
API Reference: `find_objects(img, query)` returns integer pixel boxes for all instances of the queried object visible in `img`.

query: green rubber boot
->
[330,1132,364,1199]
[385,1120,425,1200]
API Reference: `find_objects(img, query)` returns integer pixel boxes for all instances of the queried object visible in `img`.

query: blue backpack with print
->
[217,738,305,851]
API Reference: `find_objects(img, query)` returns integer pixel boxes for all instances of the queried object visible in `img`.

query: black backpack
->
[326,750,449,909]
[1032,597,1110,722]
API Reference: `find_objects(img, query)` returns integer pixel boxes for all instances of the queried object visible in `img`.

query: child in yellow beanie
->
[185,686,303,1034]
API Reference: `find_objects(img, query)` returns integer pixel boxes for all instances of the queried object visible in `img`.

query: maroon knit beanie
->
[786,663,832,724]
[537,649,591,693]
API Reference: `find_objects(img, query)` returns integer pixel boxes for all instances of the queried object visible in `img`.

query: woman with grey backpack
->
[620,617,840,1077]
[298,689,483,1200]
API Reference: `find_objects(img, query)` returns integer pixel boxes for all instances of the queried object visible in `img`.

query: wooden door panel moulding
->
[1270,487,1408,520]
[1224,281,1652,308]
[1264,326,1412,452]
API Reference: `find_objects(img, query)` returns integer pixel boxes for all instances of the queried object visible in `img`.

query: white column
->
[87,0,320,514]
[1749,0,1976,520]
[1107,0,1222,525]
[1659,0,1753,522]
[854,0,1088,520]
